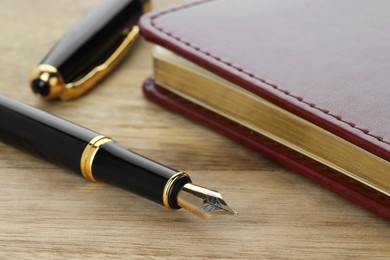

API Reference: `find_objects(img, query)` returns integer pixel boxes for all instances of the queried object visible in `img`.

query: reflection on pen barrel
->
[29,0,148,101]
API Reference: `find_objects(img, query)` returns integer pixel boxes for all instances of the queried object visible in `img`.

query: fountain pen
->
[0,95,236,218]
[30,0,149,101]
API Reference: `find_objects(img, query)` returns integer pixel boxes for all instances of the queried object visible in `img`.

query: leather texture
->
[143,78,390,220]
[140,0,390,161]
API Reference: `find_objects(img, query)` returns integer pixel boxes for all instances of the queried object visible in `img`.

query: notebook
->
[139,0,390,220]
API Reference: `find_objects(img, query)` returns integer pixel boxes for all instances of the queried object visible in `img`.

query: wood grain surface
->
[0,1,388,259]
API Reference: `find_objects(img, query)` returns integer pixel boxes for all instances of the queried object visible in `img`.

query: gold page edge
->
[153,46,390,197]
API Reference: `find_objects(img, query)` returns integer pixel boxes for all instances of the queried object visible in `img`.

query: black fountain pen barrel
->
[0,95,97,173]
[0,95,189,208]
[0,95,237,217]
[92,141,191,207]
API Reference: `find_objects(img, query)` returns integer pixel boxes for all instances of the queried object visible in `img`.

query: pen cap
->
[44,0,143,80]
[30,0,146,100]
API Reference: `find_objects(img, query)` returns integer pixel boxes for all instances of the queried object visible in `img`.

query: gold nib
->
[177,183,237,219]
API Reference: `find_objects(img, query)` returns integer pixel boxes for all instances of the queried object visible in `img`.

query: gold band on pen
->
[162,171,191,209]
[80,135,112,182]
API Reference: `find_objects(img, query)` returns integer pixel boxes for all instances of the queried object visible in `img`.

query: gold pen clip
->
[29,25,140,101]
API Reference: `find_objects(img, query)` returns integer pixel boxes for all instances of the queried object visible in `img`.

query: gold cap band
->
[80,135,112,182]
[162,171,191,209]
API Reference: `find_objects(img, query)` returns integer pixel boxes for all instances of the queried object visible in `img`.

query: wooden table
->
[0,1,388,259]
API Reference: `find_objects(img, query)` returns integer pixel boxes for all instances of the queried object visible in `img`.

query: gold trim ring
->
[80,135,112,182]
[163,171,191,209]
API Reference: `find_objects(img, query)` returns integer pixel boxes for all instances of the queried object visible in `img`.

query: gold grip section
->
[162,172,191,209]
[29,25,140,101]
[80,135,112,182]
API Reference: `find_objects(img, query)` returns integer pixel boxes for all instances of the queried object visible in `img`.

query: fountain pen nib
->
[177,183,237,219]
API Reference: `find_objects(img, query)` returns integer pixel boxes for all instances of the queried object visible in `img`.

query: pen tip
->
[177,183,237,219]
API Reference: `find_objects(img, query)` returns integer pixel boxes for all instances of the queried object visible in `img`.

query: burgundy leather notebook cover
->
[140,0,390,219]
